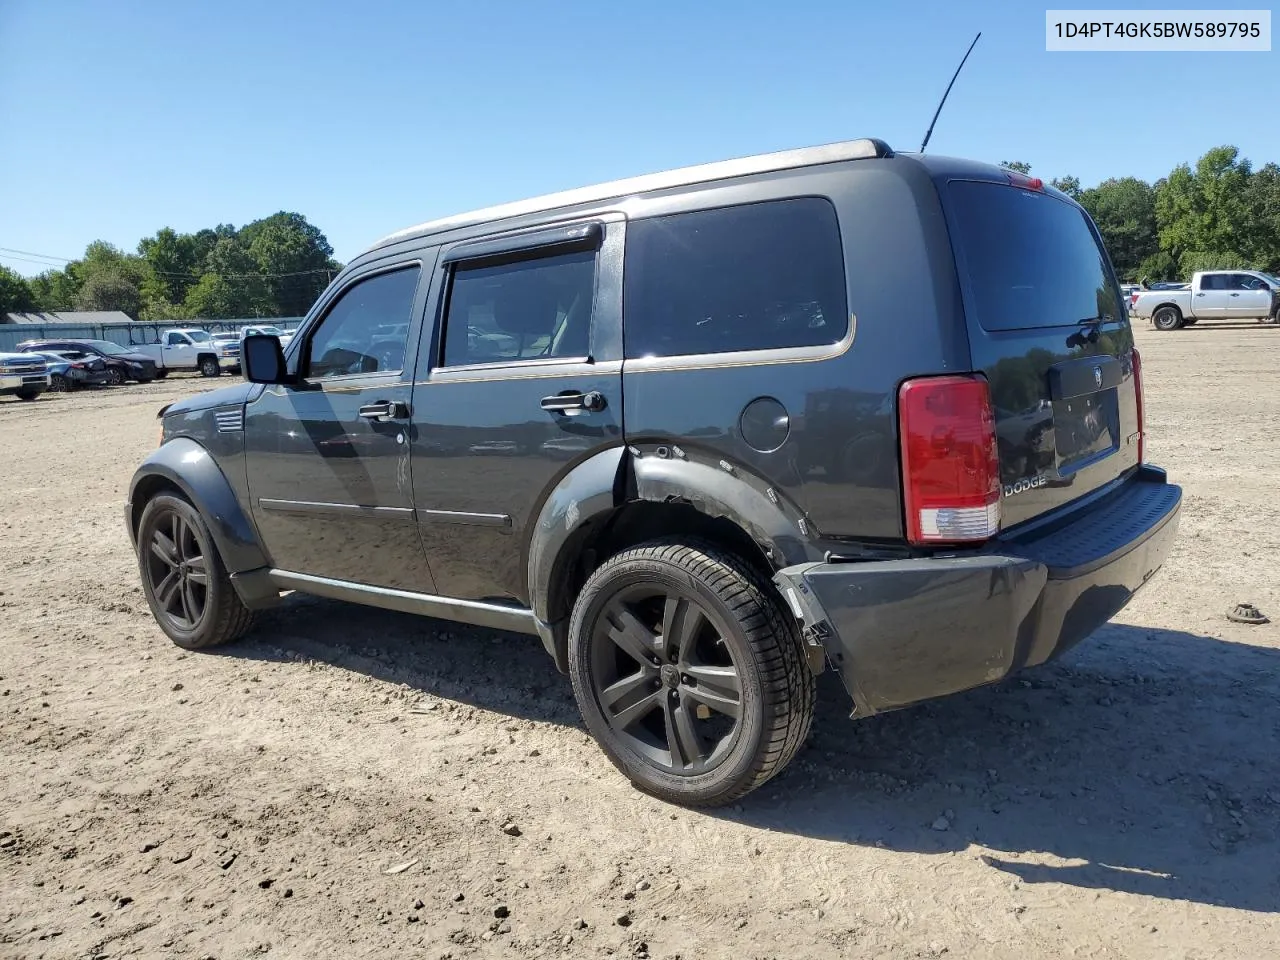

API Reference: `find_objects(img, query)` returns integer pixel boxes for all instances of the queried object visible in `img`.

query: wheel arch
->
[527,446,818,672]
[127,437,268,576]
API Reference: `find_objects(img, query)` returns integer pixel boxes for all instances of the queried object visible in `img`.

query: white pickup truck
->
[1130,270,1280,330]
[132,328,241,377]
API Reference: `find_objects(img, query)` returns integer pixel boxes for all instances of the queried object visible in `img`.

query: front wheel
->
[199,357,220,378]
[136,493,255,649]
[1152,306,1183,331]
[15,389,42,401]
[568,540,814,807]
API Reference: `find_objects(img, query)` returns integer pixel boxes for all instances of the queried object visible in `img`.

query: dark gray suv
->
[126,137,1181,806]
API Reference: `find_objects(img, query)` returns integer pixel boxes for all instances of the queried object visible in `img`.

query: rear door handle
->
[540,390,606,413]
[358,400,410,422]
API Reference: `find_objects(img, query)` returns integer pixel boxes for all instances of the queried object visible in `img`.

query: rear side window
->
[946,181,1123,331]
[442,249,597,367]
[623,198,847,359]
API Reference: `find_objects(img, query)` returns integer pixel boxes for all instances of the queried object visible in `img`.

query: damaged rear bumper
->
[774,466,1181,717]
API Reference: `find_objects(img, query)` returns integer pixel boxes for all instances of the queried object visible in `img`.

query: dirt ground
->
[2,321,1277,960]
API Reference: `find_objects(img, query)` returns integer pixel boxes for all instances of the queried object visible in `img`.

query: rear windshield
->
[946,180,1123,332]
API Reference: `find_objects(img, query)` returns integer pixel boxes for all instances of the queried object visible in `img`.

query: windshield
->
[946,180,1124,331]
[85,340,131,356]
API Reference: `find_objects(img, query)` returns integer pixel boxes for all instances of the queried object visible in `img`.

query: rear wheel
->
[136,493,255,649]
[199,356,220,378]
[1270,306,1280,325]
[106,367,125,386]
[568,539,814,807]
[1152,305,1183,331]
[49,374,71,392]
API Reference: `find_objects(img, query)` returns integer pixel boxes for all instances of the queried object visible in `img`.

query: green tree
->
[0,265,36,317]
[241,212,339,316]
[183,273,258,319]
[1155,146,1257,274]
[138,227,200,306]
[29,269,80,310]
[76,272,143,316]
[1077,178,1158,280]
[1243,162,1280,272]
[1050,175,1082,200]
[1000,161,1032,174]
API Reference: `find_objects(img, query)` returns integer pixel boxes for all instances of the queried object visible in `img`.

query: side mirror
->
[243,334,290,384]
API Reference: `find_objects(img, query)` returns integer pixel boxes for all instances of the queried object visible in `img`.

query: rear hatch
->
[940,174,1141,530]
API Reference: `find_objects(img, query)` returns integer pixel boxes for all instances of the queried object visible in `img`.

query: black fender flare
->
[526,446,626,632]
[628,452,818,568]
[126,437,268,576]
[525,445,820,668]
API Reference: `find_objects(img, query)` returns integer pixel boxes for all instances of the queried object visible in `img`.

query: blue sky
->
[1,0,1275,273]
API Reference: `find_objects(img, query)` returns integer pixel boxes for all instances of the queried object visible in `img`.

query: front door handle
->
[358,400,410,422]
[540,390,606,414]
[1230,292,1240,297]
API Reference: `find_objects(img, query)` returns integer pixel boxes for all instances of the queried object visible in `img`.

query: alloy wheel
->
[589,585,743,775]
[143,508,209,631]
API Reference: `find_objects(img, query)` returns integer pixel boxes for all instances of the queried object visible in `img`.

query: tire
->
[568,539,814,807]
[1152,305,1183,331]
[49,374,70,392]
[106,367,125,386]
[1270,306,1280,325]
[15,389,42,401]
[199,356,220,378]
[136,493,255,649]
[154,369,169,379]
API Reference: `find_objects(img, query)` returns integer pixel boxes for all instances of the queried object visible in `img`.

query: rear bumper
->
[774,466,1181,717]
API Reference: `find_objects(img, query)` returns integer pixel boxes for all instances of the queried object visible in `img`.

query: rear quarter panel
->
[621,159,970,543]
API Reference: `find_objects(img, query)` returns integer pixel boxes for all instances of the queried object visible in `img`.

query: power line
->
[0,246,72,263]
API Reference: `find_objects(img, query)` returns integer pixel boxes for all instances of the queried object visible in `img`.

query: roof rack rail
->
[370,137,895,251]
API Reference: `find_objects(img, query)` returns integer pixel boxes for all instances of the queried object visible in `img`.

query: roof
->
[369,137,895,253]
[4,310,135,325]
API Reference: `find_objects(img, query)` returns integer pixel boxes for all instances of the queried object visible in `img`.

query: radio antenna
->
[919,32,981,154]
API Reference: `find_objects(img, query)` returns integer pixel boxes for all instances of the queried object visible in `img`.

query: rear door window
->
[622,198,847,359]
[945,181,1123,331]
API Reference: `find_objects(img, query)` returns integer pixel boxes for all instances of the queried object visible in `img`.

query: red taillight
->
[71,362,86,369]
[1006,172,1043,191]
[898,375,1001,546]
[1132,348,1145,464]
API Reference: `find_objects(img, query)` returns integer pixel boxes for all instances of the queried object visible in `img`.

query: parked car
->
[127,137,1181,807]
[31,350,113,391]
[211,332,243,373]
[17,339,157,384]
[0,351,49,400]
[1130,270,1280,330]
[129,328,239,378]
[239,325,294,349]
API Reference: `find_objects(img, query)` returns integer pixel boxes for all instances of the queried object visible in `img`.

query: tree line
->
[1001,144,1280,281]
[0,211,341,321]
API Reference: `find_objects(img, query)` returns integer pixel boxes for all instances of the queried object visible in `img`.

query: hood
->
[161,380,257,417]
